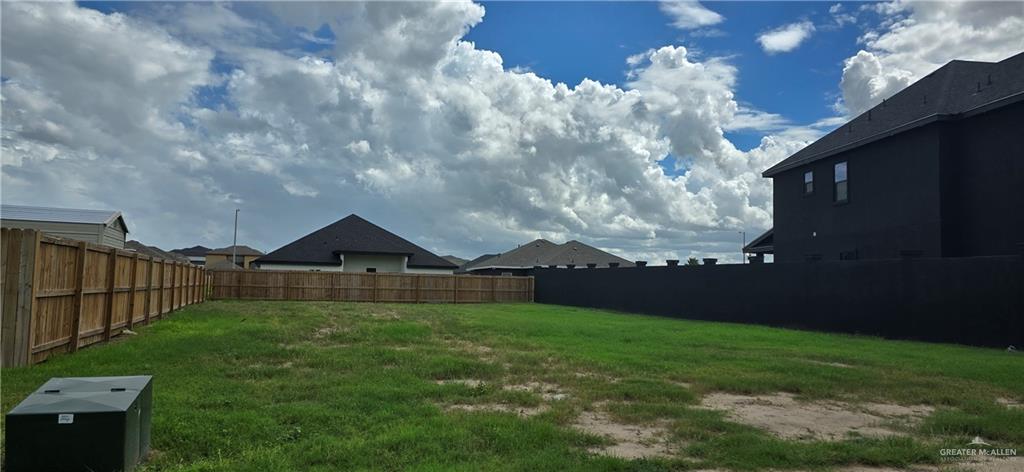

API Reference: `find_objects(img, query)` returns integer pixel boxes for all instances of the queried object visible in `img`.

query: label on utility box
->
[57,414,74,424]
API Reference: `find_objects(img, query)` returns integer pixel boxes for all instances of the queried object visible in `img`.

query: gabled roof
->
[207,245,263,256]
[126,240,191,262]
[171,245,212,257]
[764,51,1024,177]
[442,255,468,266]
[1,204,129,233]
[464,239,634,271]
[255,214,457,269]
[743,229,774,254]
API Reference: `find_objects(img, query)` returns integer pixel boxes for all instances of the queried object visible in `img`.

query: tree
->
[686,257,700,266]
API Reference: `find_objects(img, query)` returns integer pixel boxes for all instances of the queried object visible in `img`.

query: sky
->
[2,1,1022,263]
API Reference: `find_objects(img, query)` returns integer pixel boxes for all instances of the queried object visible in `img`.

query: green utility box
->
[5,376,153,472]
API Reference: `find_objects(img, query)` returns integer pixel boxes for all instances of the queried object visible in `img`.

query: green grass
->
[2,301,1021,471]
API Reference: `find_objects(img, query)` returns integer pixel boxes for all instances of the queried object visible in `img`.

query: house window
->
[803,171,814,195]
[834,162,848,203]
[366,268,377,273]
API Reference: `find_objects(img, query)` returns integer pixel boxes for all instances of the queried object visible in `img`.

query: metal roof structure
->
[1,204,128,233]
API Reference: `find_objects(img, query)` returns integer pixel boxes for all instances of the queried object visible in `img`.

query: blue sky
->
[466,2,867,150]
[6,2,1020,261]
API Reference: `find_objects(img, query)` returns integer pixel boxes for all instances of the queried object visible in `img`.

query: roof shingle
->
[764,51,1024,177]
[256,214,456,269]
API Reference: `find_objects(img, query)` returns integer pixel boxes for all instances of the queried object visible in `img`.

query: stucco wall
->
[342,254,405,273]
[406,267,455,275]
[258,263,342,272]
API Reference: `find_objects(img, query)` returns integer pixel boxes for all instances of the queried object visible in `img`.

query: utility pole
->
[232,209,239,267]
[739,231,746,264]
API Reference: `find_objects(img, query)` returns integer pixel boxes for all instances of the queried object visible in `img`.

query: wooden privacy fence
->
[210,270,533,303]
[1,229,210,367]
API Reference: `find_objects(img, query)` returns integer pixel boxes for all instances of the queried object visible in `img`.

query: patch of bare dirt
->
[504,381,570,401]
[435,379,486,388]
[572,409,674,459]
[312,323,339,340]
[445,403,548,417]
[804,359,855,368]
[996,397,1021,409]
[368,308,400,320]
[700,392,932,441]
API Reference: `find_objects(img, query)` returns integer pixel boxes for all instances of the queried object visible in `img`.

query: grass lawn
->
[2,301,1021,471]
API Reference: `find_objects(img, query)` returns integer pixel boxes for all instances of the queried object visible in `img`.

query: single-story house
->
[125,240,190,263]
[460,239,634,276]
[1,204,129,249]
[171,245,212,266]
[253,214,457,274]
[206,245,264,269]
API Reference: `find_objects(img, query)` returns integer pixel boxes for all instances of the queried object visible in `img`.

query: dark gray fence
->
[533,256,1024,348]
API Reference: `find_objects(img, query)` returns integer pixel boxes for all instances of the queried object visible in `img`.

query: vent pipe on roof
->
[977,82,982,92]
[987,74,992,85]
[882,98,886,107]
[923,94,928,104]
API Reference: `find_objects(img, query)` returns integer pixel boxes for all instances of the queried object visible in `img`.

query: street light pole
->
[739,231,746,264]
[232,209,239,267]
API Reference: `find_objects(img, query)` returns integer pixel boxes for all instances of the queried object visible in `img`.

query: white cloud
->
[837,0,1024,115]
[757,21,816,54]
[659,1,724,30]
[0,2,829,264]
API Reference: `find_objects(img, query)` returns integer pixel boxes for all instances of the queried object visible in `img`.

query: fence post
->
[372,273,378,303]
[158,260,165,318]
[127,254,138,330]
[171,262,178,311]
[235,270,242,299]
[415,274,421,303]
[22,231,41,364]
[2,229,39,367]
[102,249,117,342]
[452,275,458,304]
[491,277,496,303]
[1,229,24,367]
[143,257,153,324]
[528,276,534,302]
[69,242,88,353]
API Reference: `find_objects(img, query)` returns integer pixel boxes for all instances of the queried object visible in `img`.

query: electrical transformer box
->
[5,376,153,472]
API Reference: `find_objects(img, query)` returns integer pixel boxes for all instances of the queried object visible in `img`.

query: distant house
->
[206,245,263,269]
[749,52,1024,262]
[461,239,634,276]
[125,240,190,263]
[171,245,212,266]
[1,204,129,249]
[442,255,469,266]
[253,214,457,274]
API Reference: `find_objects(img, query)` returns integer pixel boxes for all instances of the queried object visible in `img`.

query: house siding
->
[0,220,125,249]
[342,254,405,273]
[940,101,1024,257]
[772,124,944,262]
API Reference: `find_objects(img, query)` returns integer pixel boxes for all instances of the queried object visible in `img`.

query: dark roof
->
[125,240,190,262]
[207,245,263,256]
[171,245,212,257]
[442,255,468,266]
[455,253,498,273]
[255,214,457,269]
[764,51,1024,177]
[1,204,129,233]
[463,239,634,271]
[743,229,774,254]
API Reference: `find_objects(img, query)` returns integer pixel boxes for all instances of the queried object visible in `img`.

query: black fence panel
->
[532,257,1024,348]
